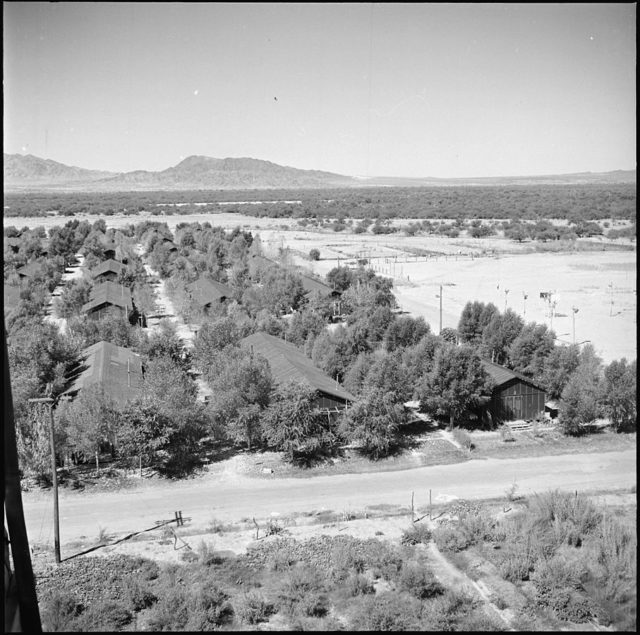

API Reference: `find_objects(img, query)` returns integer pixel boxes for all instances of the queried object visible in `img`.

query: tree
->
[193,316,243,366]
[458,301,499,345]
[362,350,412,402]
[54,278,93,319]
[286,308,326,347]
[338,390,407,460]
[439,327,458,344]
[261,381,336,464]
[540,344,580,400]
[142,319,191,371]
[602,358,636,432]
[417,344,493,429]
[15,402,53,483]
[207,350,273,449]
[308,248,320,261]
[480,309,524,364]
[326,266,353,293]
[383,315,430,352]
[508,322,555,380]
[56,384,119,470]
[558,345,604,435]
[117,399,173,473]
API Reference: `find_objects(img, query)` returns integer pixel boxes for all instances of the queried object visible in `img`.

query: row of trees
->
[5,183,636,221]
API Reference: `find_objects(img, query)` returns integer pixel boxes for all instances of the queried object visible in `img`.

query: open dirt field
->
[12,212,636,363]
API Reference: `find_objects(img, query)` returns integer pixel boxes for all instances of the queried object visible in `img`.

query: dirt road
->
[22,450,635,549]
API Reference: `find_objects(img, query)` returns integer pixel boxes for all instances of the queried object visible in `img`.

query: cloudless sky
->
[3,2,636,177]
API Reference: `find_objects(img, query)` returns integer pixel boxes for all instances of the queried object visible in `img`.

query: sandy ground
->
[22,448,636,562]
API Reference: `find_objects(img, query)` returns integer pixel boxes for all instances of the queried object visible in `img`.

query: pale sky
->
[3,2,636,178]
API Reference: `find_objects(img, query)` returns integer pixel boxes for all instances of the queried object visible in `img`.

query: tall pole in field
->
[504,289,509,313]
[522,292,528,317]
[439,285,443,334]
[27,397,60,564]
[571,307,579,344]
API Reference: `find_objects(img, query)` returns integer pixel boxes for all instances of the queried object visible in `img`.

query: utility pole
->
[27,397,60,564]
[571,307,579,344]
[504,289,509,313]
[522,292,528,316]
[436,285,443,334]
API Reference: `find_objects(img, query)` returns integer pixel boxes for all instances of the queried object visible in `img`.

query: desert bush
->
[400,523,432,545]
[184,584,235,630]
[277,563,329,617]
[124,575,158,611]
[345,572,375,596]
[138,559,160,581]
[75,599,133,631]
[234,590,275,625]
[531,556,596,623]
[433,524,472,552]
[196,539,217,565]
[146,585,190,631]
[452,427,473,451]
[595,514,637,604]
[398,562,445,599]
[39,590,85,632]
[500,425,515,442]
[528,490,601,548]
[421,589,476,630]
[348,590,423,630]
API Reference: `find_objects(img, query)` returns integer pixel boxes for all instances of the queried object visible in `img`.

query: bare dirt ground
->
[22,448,636,564]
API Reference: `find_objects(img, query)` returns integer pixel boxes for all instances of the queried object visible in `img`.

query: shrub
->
[348,591,423,630]
[345,572,375,596]
[421,589,475,630]
[400,523,432,546]
[433,524,471,552]
[184,584,235,630]
[76,599,133,631]
[124,575,158,611]
[39,590,85,632]
[277,564,328,617]
[452,427,473,451]
[309,248,320,260]
[234,590,275,624]
[500,425,515,442]
[398,563,445,599]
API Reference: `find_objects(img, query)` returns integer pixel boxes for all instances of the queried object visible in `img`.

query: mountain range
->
[3,153,636,192]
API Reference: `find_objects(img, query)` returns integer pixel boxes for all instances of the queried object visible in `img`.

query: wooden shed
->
[91,258,126,283]
[81,281,133,320]
[481,359,546,422]
[187,277,233,313]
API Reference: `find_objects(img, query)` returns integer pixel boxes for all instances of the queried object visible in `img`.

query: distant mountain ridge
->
[3,152,636,191]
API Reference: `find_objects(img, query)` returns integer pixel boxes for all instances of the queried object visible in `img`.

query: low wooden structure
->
[481,359,546,422]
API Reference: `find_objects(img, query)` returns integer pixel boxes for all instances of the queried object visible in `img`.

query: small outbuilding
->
[187,277,233,313]
[82,281,133,320]
[481,359,546,422]
[91,258,126,283]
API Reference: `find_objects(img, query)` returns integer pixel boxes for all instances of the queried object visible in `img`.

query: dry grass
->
[470,428,635,460]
